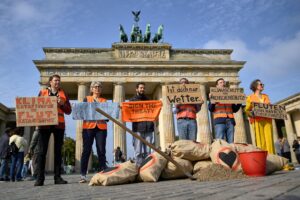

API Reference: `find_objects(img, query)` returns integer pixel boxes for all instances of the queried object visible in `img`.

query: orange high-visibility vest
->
[176,104,197,119]
[40,88,67,125]
[82,96,107,130]
[213,104,234,119]
[249,93,272,123]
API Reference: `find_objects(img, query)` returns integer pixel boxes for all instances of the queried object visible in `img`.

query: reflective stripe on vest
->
[213,104,234,119]
[249,93,271,123]
[40,88,66,124]
[82,96,107,130]
[176,104,197,119]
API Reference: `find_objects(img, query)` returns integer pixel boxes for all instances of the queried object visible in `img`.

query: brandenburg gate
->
[33,42,247,171]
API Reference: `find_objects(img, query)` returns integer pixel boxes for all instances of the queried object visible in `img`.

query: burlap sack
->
[266,154,288,175]
[230,143,262,152]
[193,160,214,174]
[138,152,167,182]
[170,140,211,161]
[161,157,193,179]
[210,139,242,171]
[89,161,138,186]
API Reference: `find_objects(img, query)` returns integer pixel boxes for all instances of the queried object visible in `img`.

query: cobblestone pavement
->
[0,170,300,200]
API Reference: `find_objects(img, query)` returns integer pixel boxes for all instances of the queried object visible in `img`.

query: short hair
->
[10,128,22,136]
[216,78,225,85]
[90,81,102,95]
[179,78,189,83]
[250,79,261,92]
[48,74,61,86]
[136,82,145,89]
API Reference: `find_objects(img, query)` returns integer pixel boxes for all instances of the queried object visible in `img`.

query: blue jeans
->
[133,132,153,167]
[81,127,107,175]
[177,118,197,140]
[215,119,235,143]
[10,152,24,181]
[0,158,9,179]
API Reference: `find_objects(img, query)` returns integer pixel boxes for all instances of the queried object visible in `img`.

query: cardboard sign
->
[16,96,58,127]
[165,84,203,104]
[252,102,287,120]
[210,87,246,104]
[72,102,120,120]
[121,100,162,122]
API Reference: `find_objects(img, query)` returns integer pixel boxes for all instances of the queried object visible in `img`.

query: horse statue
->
[152,24,164,43]
[130,24,136,42]
[143,24,151,43]
[119,24,128,43]
[130,24,143,43]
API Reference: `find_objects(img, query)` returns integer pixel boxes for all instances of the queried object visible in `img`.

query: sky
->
[0,0,300,164]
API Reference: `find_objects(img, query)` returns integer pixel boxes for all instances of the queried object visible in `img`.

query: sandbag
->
[138,152,167,182]
[170,140,211,161]
[161,157,193,180]
[230,143,262,152]
[193,160,214,174]
[266,154,288,175]
[210,139,242,171]
[89,161,138,186]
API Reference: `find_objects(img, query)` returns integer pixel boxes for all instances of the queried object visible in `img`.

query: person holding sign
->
[208,78,241,143]
[245,79,275,154]
[79,81,108,183]
[35,74,71,186]
[174,78,201,141]
[129,82,154,168]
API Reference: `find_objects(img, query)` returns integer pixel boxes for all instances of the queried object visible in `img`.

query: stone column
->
[284,113,297,162]
[75,83,89,172]
[23,126,31,154]
[272,119,279,142]
[158,84,175,151]
[230,84,247,143]
[0,120,6,137]
[248,120,256,146]
[196,84,211,144]
[113,82,126,160]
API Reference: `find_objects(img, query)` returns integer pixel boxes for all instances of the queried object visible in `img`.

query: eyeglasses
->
[93,86,101,88]
[259,83,264,87]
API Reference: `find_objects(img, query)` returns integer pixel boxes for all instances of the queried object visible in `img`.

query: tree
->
[62,137,75,166]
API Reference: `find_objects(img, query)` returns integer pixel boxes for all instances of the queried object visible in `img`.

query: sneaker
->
[34,180,44,186]
[54,177,68,184]
[78,176,87,184]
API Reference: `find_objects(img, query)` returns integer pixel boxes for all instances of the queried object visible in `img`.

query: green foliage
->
[62,136,75,166]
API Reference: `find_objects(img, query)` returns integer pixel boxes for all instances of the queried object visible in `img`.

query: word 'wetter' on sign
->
[210,87,246,104]
[15,96,58,127]
[165,84,203,104]
[252,102,287,120]
[121,100,162,122]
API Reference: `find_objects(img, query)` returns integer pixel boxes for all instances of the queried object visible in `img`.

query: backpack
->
[8,142,19,156]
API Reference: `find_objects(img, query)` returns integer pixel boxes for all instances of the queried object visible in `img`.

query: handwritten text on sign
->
[210,87,246,104]
[16,96,58,127]
[252,102,287,120]
[165,84,203,104]
[121,100,162,122]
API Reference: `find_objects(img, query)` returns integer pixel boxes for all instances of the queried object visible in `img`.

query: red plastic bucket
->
[238,151,268,177]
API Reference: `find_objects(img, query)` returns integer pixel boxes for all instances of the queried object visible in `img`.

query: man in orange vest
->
[208,78,241,143]
[174,78,201,141]
[34,74,71,186]
[130,82,154,168]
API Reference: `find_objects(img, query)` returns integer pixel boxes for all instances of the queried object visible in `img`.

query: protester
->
[35,74,71,186]
[245,79,275,154]
[292,138,300,164]
[208,78,241,143]
[174,78,201,141]
[0,128,11,181]
[79,81,108,183]
[9,128,27,182]
[130,82,154,168]
[27,128,40,181]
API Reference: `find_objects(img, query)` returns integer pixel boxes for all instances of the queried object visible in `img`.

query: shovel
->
[95,107,195,180]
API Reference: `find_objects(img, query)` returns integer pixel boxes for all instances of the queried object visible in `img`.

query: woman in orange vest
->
[79,81,108,183]
[35,74,71,186]
[245,79,275,154]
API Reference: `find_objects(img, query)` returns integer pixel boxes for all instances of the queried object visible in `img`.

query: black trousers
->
[36,127,64,181]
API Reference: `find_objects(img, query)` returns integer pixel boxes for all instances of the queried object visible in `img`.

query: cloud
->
[203,31,300,101]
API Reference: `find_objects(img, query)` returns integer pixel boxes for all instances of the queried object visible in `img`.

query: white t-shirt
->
[9,135,27,152]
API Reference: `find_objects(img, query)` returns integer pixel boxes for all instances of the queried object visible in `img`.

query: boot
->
[34,179,44,186]
[54,177,68,184]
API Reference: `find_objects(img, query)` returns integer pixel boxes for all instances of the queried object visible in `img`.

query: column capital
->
[113,82,125,86]
[76,82,89,87]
